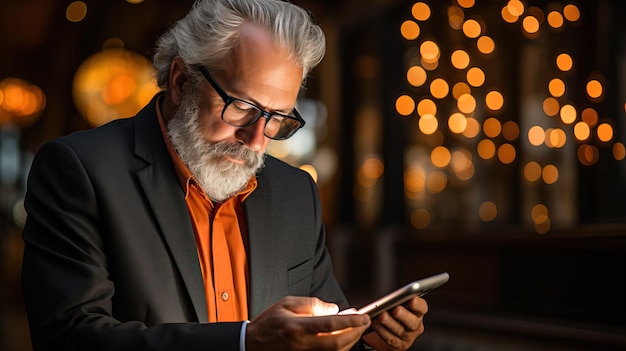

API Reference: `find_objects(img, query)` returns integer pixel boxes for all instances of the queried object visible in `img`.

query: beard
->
[166,89,265,202]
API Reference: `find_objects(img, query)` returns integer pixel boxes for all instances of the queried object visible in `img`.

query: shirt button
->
[221,292,229,301]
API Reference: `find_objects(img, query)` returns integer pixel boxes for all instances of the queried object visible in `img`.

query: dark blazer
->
[21,94,348,350]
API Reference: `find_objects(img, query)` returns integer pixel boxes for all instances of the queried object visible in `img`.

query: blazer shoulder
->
[37,93,162,157]
[260,156,315,186]
[44,116,132,148]
[261,156,308,176]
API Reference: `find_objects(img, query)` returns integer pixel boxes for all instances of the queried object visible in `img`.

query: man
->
[21,0,427,350]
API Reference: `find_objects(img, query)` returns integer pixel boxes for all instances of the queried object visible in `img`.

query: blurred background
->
[1,0,625,350]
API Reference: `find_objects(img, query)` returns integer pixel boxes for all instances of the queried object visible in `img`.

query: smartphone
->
[356,272,449,318]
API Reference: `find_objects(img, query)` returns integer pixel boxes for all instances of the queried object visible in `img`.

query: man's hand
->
[362,296,428,351]
[246,296,371,351]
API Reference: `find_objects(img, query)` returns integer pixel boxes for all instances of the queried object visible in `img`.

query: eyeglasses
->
[196,65,305,140]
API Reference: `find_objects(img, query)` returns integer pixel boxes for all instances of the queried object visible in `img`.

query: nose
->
[235,116,268,152]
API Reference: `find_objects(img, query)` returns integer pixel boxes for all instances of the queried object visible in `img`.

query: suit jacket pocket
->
[287,257,313,290]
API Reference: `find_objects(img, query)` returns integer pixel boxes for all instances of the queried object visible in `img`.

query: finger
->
[317,326,367,351]
[373,311,407,340]
[312,300,340,316]
[388,305,423,333]
[363,332,404,350]
[338,308,358,315]
[365,321,405,350]
[280,296,339,316]
[290,316,370,351]
[404,296,428,316]
[298,314,371,334]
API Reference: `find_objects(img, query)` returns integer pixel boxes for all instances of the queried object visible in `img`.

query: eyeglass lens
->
[223,99,301,139]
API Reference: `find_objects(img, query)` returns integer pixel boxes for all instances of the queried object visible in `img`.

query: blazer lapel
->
[244,171,276,319]
[132,97,208,322]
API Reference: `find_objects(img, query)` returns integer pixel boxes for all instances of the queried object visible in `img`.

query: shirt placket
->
[210,203,238,321]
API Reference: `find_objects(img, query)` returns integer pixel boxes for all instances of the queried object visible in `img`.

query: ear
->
[167,57,188,106]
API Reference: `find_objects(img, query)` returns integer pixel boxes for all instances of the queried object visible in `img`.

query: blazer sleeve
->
[21,139,241,351]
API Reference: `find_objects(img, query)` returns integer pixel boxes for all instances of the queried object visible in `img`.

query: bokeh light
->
[483,117,502,138]
[613,143,626,161]
[559,104,577,124]
[477,36,495,54]
[431,146,451,168]
[462,19,482,38]
[0,78,46,128]
[396,95,416,116]
[501,5,519,23]
[507,0,525,17]
[498,143,516,164]
[452,82,471,99]
[545,128,566,148]
[411,208,431,229]
[467,67,485,87]
[73,48,161,127]
[578,144,599,165]
[448,112,468,134]
[419,114,439,135]
[66,1,87,22]
[581,107,598,126]
[448,6,465,30]
[563,4,581,22]
[463,117,481,138]
[528,125,545,146]
[412,2,431,21]
[358,156,384,188]
[451,50,470,69]
[524,161,542,182]
[586,79,603,99]
[574,122,591,141]
[547,11,564,28]
[420,40,440,63]
[457,0,475,9]
[401,20,421,40]
[430,78,449,99]
[502,121,519,141]
[522,15,540,34]
[532,204,550,234]
[451,149,474,180]
[531,203,548,222]
[556,53,573,71]
[485,90,504,111]
[417,98,437,116]
[426,171,448,193]
[421,58,439,71]
[477,139,496,159]
[479,201,497,222]
[548,78,566,97]
[407,66,427,87]
[542,164,559,184]
[405,165,426,196]
[457,93,477,113]
[597,123,613,142]
[542,97,560,116]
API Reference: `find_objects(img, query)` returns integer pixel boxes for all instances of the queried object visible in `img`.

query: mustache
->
[202,141,264,168]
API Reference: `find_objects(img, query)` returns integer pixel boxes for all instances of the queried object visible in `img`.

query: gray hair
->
[153,0,326,88]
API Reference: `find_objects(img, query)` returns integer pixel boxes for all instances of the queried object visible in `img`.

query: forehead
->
[219,23,303,105]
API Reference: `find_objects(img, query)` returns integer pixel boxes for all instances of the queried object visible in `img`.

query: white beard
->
[166,90,265,202]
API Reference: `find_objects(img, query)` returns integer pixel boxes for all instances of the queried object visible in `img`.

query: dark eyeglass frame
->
[196,65,305,140]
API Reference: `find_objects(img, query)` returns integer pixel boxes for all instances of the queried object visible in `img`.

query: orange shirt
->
[156,98,255,322]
